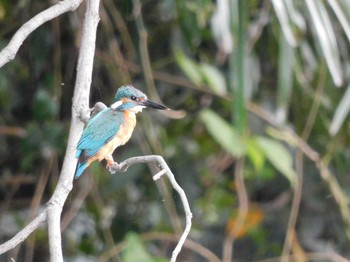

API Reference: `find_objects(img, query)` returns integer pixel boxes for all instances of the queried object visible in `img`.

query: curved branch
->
[109,155,193,262]
[0,0,84,68]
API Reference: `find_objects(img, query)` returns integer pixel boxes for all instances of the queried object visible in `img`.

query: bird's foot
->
[106,159,117,168]
[106,160,121,174]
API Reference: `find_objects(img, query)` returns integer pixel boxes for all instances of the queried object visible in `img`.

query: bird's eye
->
[130,96,137,101]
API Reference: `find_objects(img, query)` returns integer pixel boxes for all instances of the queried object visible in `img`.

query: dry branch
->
[0,210,47,254]
[108,155,193,262]
[46,0,100,261]
[0,0,84,69]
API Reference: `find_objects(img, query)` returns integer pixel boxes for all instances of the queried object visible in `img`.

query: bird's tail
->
[75,161,88,179]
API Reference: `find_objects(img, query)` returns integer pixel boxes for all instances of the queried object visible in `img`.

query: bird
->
[75,85,169,179]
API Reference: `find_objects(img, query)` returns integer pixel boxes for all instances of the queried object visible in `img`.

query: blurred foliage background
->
[1,0,350,261]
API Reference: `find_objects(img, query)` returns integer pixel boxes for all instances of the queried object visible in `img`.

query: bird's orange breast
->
[87,111,137,165]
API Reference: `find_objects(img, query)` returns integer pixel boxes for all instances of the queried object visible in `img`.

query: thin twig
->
[222,158,248,262]
[60,175,93,231]
[103,0,136,61]
[95,2,135,86]
[109,155,193,262]
[25,155,54,262]
[132,0,164,103]
[281,63,326,261]
[90,183,119,262]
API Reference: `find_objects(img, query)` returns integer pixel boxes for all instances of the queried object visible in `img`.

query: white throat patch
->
[129,105,145,113]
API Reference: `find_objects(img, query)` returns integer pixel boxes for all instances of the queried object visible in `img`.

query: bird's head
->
[111,85,169,113]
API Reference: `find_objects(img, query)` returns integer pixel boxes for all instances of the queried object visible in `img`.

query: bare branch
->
[0,0,89,258]
[222,158,248,261]
[109,155,193,262]
[0,209,47,254]
[0,0,84,69]
[46,0,101,261]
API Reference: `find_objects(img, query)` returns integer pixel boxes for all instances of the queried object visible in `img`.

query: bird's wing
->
[76,108,123,159]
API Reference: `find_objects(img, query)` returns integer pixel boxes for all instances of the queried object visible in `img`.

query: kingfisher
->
[75,85,169,179]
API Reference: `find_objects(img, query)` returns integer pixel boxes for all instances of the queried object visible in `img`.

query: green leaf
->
[122,232,166,262]
[200,109,245,157]
[174,49,203,86]
[255,136,296,186]
[246,138,265,171]
[175,50,227,95]
[199,63,227,95]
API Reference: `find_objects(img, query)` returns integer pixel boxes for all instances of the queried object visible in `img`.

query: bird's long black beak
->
[140,99,169,110]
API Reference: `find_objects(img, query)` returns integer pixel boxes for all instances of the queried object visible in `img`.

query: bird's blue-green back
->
[75,108,124,178]
[76,108,124,157]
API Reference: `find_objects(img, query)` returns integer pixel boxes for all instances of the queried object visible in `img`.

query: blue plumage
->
[74,85,168,179]
[75,161,89,179]
[75,108,123,178]
[76,108,123,156]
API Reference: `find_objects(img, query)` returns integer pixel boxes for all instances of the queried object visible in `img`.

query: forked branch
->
[109,156,193,262]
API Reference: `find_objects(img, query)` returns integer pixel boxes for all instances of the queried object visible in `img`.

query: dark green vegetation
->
[1,0,350,261]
